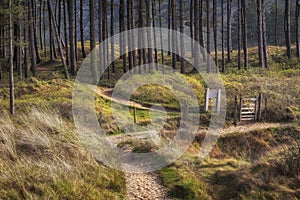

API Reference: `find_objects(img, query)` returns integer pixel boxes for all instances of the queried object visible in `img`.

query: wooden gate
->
[234,94,262,125]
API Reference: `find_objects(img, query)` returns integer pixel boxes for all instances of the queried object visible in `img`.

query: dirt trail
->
[96,87,292,200]
[125,172,172,200]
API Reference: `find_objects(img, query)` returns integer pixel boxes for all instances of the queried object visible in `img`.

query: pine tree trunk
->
[237,0,241,70]
[67,0,77,74]
[9,0,14,115]
[296,0,300,57]
[39,0,44,50]
[24,24,30,78]
[275,0,278,46]
[190,0,194,58]
[120,0,127,73]
[89,0,97,83]
[111,0,116,72]
[257,0,264,68]
[152,0,158,67]
[262,0,268,68]
[179,0,185,73]
[127,0,133,71]
[63,0,69,65]
[213,0,218,70]
[29,0,37,76]
[285,0,291,59]
[80,0,86,58]
[221,0,225,72]
[207,0,211,73]
[194,0,200,69]
[171,0,177,70]
[146,0,154,71]
[158,0,164,65]
[138,0,143,69]
[227,0,232,62]
[48,0,69,79]
[241,0,248,69]
[74,0,78,62]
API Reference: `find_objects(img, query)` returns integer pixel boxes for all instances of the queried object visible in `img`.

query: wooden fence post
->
[133,107,137,124]
[205,88,210,112]
[257,93,262,121]
[234,95,238,126]
[239,96,242,121]
[216,89,221,113]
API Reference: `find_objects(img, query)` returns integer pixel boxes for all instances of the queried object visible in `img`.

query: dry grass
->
[0,108,125,199]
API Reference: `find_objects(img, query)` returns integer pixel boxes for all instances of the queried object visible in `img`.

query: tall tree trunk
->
[275,0,278,46]
[194,0,200,70]
[284,0,291,59]
[111,0,116,72]
[241,0,248,69]
[24,24,30,78]
[146,0,154,71]
[171,0,176,70]
[221,0,225,72]
[296,0,300,58]
[168,0,171,56]
[39,0,44,50]
[213,0,218,70]
[190,0,194,58]
[179,0,185,73]
[152,0,158,67]
[257,0,264,68]
[67,0,77,74]
[262,0,268,68]
[74,0,78,62]
[138,0,143,70]
[33,3,41,63]
[63,0,69,65]
[29,0,37,76]
[49,4,54,61]
[119,0,127,73]
[48,0,69,79]
[207,0,211,73]
[127,0,133,71]
[227,0,232,62]
[43,1,47,58]
[90,0,97,83]
[158,0,164,65]
[80,0,86,58]
[237,0,241,70]
[9,0,14,115]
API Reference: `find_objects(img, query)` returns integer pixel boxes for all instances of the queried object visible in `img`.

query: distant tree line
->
[0,0,300,114]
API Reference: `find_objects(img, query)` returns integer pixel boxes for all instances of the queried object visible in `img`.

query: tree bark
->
[63,0,69,65]
[227,0,232,62]
[146,0,154,71]
[207,0,211,73]
[48,0,69,79]
[9,0,14,115]
[221,0,225,72]
[80,0,86,58]
[67,0,77,74]
[241,0,248,69]
[296,0,300,57]
[111,0,116,72]
[179,0,185,73]
[29,0,37,76]
[213,0,218,70]
[237,0,241,70]
[285,0,291,59]
[120,0,127,73]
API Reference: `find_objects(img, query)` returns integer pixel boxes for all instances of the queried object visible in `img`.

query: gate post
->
[205,88,210,112]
